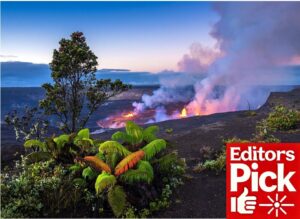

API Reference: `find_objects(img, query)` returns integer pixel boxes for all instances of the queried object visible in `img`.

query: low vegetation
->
[265,105,300,131]
[1,122,185,218]
[197,105,300,174]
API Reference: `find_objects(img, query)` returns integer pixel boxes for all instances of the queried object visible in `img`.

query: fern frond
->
[114,150,145,176]
[138,160,154,180]
[154,151,178,173]
[96,151,106,160]
[53,134,69,149]
[111,131,132,144]
[83,156,111,173]
[95,172,116,194]
[82,166,98,180]
[142,139,167,160]
[99,141,131,157]
[108,185,127,217]
[120,160,154,184]
[105,152,120,169]
[125,121,143,145]
[24,139,46,150]
[143,125,159,143]
[77,128,90,139]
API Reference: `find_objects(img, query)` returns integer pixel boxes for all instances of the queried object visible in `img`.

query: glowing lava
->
[180,107,187,117]
[123,112,135,118]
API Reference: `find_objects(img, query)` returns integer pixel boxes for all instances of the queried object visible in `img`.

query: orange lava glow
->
[180,108,187,117]
[123,112,135,118]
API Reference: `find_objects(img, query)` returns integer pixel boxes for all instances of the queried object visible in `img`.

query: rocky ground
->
[1,88,300,218]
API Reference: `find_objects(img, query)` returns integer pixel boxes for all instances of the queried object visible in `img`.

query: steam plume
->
[134,2,300,121]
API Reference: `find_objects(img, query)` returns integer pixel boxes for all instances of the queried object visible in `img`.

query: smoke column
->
[134,2,300,121]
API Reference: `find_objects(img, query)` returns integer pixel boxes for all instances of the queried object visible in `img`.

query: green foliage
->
[143,125,159,143]
[125,121,144,145]
[53,134,69,149]
[77,128,90,139]
[95,172,116,194]
[99,141,131,157]
[89,122,183,217]
[39,32,130,133]
[108,185,127,217]
[202,148,226,174]
[25,152,52,164]
[4,122,184,218]
[112,121,159,146]
[244,110,257,117]
[82,167,98,180]
[266,105,299,131]
[69,163,81,172]
[1,159,94,218]
[224,137,249,144]
[119,160,154,184]
[253,120,280,142]
[154,151,185,176]
[142,139,167,160]
[24,128,97,164]
[111,131,131,144]
[105,152,120,169]
[24,139,46,151]
[165,128,173,134]
[74,128,94,146]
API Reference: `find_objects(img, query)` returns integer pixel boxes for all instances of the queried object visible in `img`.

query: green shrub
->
[0,159,97,218]
[266,105,299,131]
[165,128,173,134]
[201,147,226,174]
[253,120,280,142]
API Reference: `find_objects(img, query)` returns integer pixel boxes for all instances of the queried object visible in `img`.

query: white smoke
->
[178,43,221,74]
[134,2,300,120]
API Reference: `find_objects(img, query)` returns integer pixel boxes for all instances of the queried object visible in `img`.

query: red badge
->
[226,143,300,219]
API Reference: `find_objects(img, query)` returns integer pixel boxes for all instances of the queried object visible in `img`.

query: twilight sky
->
[1,1,218,72]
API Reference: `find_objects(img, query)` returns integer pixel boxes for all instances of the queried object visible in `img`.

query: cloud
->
[98,68,130,72]
[0,55,18,62]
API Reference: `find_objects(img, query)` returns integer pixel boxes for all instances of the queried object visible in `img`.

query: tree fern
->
[143,125,159,143]
[83,156,112,173]
[125,121,143,145]
[120,160,154,184]
[141,139,167,160]
[114,150,145,176]
[108,185,127,217]
[99,141,131,157]
[95,172,116,194]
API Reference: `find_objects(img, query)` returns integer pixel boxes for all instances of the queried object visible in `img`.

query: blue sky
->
[1,1,218,72]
